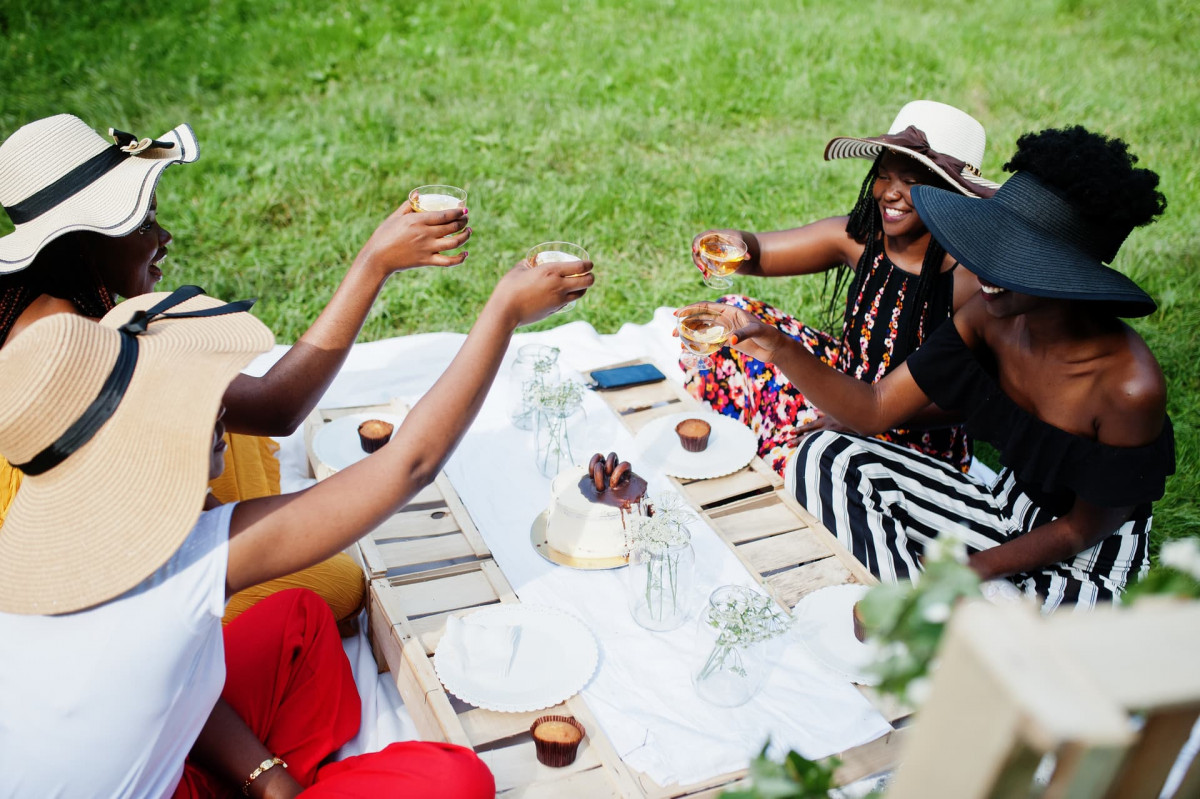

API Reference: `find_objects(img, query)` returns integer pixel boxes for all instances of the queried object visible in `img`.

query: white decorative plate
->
[434,604,600,713]
[633,410,757,480]
[793,584,881,686]
[310,412,406,472]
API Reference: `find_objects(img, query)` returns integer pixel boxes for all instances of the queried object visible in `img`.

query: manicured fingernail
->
[730,335,738,346]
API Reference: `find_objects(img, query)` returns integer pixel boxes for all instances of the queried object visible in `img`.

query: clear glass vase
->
[691,585,789,707]
[532,392,583,478]
[627,534,695,632]
[509,344,560,430]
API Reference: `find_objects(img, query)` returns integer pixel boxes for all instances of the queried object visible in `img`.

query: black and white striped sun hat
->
[0,114,198,273]
[825,100,999,198]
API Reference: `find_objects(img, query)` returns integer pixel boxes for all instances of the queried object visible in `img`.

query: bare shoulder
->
[1096,324,1167,446]
[4,295,82,345]
[951,293,990,349]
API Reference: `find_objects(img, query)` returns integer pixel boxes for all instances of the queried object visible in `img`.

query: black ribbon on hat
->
[868,125,992,196]
[12,286,255,477]
[2,128,176,226]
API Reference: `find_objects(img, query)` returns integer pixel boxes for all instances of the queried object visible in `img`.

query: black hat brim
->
[911,183,1156,318]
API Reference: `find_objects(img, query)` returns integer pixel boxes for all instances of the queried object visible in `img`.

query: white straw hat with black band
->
[0,114,198,273]
[910,172,1156,317]
[0,286,272,615]
[825,100,1000,198]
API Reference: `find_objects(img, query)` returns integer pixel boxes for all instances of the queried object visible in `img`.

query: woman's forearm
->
[968,502,1134,580]
[190,699,303,799]
[221,258,388,437]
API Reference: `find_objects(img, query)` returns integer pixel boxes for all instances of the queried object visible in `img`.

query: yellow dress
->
[0,435,364,630]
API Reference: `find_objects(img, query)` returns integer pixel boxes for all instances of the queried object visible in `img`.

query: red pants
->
[175,589,494,798]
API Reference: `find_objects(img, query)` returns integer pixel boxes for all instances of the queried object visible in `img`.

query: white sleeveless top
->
[0,503,233,798]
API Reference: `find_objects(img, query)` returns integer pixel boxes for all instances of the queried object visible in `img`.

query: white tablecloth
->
[270,308,891,787]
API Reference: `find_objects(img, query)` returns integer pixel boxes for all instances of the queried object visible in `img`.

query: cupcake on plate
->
[674,418,711,452]
[357,419,394,453]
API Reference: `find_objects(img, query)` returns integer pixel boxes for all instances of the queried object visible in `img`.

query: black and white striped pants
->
[787,431,1151,611]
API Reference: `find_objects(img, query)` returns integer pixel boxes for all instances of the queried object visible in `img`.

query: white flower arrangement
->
[625,493,694,556]
[626,493,695,627]
[528,379,585,476]
[697,588,791,682]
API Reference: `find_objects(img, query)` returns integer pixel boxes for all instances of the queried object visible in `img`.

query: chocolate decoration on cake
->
[591,459,607,492]
[576,452,648,509]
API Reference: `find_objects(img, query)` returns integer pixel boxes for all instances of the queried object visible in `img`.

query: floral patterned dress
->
[683,243,971,475]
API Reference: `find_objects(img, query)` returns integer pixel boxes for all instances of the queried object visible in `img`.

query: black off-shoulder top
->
[905,323,1175,518]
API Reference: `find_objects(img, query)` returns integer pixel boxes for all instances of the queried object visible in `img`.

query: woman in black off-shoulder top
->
[677,127,1174,611]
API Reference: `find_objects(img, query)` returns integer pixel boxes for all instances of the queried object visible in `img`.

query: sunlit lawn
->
[2,0,1196,543]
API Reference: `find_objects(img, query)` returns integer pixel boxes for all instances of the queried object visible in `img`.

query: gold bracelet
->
[242,756,287,796]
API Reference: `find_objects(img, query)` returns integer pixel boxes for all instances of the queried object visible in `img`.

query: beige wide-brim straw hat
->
[0,290,272,615]
[0,113,198,273]
[824,100,1000,198]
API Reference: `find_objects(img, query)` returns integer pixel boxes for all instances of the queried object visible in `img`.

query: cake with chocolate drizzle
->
[545,452,650,560]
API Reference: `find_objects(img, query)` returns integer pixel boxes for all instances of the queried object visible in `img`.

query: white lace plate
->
[310,412,406,472]
[434,604,600,712]
[793,584,881,686]
[633,410,757,480]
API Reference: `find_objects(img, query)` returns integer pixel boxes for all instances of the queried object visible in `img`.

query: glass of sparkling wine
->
[696,232,748,291]
[527,241,589,314]
[677,307,730,371]
[410,184,467,212]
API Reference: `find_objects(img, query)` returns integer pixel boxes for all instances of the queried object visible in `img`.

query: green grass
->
[2,0,1196,544]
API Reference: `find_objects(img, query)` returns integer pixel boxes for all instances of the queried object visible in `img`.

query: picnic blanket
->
[268,307,892,786]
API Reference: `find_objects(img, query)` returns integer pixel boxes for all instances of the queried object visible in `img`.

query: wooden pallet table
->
[303,375,903,797]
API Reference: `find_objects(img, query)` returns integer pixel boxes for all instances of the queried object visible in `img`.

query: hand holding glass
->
[410,184,467,212]
[527,241,589,314]
[676,307,730,371]
[695,233,748,291]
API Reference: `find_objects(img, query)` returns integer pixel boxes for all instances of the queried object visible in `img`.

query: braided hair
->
[0,232,115,345]
[822,152,949,358]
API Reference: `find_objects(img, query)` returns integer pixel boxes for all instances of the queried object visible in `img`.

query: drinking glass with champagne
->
[695,232,748,291]
[526,241,589,314]
[676,307,730,372]
[410,184,468,212]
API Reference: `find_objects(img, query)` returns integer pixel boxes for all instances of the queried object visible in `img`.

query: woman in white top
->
[0,257,590,795]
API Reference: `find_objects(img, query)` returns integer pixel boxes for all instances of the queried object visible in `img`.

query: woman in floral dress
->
[685,101,997,474]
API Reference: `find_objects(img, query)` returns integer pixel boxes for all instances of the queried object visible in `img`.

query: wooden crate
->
[305,403,492,582]
[306,387,900,796]
[888,599,1200,799]
[592,362,878,612]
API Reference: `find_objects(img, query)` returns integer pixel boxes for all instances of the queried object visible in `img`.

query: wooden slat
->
[767,555,858,610]
[482,738,603,794]
[375,534,476,569]
[775,489,877,586]
[834,727,909,785]
[601,380,681,414]
[679,468,774,507]
[378,568,501,618]
[371,508,462,540]
[368,589,472,747]
[706,494,808,545]
[499,766,621,798]
[738,529,831,574]
[1104,705,1200,799]
[620,404,686,434]
[436,471,491,556]
[460,704,571,748]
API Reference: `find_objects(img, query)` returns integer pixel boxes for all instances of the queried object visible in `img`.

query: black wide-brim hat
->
[911,172,1156,317]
